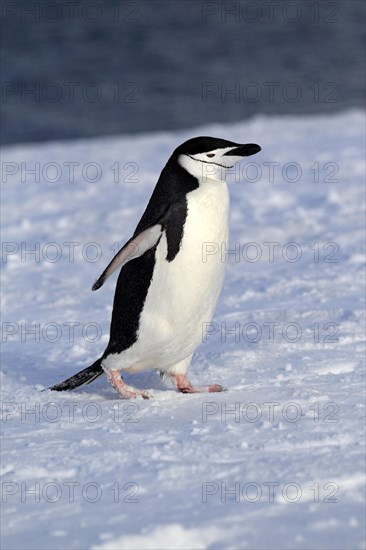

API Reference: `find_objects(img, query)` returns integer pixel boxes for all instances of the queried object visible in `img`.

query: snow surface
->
[1,110,365,550]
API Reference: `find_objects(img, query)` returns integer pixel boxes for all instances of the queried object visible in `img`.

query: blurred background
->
[1,0,365,145]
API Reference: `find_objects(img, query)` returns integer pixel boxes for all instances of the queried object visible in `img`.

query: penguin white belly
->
[103,178,229,373]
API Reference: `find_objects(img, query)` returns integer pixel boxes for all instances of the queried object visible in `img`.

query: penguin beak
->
[224,144,261,157]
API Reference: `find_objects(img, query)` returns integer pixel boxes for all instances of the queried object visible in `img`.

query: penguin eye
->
[206,153,215,158]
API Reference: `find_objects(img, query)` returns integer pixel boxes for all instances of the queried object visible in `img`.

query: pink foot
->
[172,374,226,394]
[106,369,150,399]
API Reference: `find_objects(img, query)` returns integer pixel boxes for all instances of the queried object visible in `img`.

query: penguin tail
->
[47,358,104,392]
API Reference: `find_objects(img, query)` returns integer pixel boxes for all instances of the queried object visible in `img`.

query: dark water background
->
[1,0,365,145]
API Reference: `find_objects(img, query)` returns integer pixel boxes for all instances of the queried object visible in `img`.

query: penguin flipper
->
[47,358,104,391]
[92,224,163,290]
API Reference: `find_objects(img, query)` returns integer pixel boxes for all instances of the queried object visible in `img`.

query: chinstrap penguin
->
[48,137,261,398]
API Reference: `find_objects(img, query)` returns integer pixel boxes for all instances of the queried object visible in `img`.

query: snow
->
[1,110,365,550]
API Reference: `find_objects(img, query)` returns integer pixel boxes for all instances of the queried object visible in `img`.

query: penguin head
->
[175,136,261,182]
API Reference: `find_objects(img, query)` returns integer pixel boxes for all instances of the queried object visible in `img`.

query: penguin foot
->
[172,374,226,394]
[106,369,150,399]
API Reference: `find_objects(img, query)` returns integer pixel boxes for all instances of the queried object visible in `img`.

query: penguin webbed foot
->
[106,369,151,399]
[171,374,227,394]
